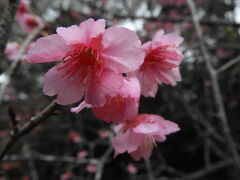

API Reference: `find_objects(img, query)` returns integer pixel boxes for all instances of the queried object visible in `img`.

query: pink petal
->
[133,114,180,136]
[43,66,85,105]
[120,77,140,98]
[133,121,162,134]
[112,129,143,154]
[85,69,123,106]
[160,33,184,46]
[138,71,158,97]
[93,96,138,123]
[101,27,145,73]
[28,34,71,63]
[154,66,181,86]
[57,18,105,45]
[71,101,91,113]
[130,147,152,161]
[156,119,180,135]
[153,29,164,41]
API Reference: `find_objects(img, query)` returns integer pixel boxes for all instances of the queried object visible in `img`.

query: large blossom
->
[134,30,184,97]
[112,114,180,160]
[28,18,144,106]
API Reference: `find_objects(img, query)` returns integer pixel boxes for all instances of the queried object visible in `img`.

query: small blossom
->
[4,42,29,61]
[93,77,140,123]
[85,164,98,173]
[112,114,180,160]
[77,150,88,158]
[68,131,81,143]
[4,42,19,60]
[98,129,111,139]
[126,163,138,174]
[133,30,184,97]
[17,13,44,33]
[16,0,30,17]
[60,171,73,180]
[15,0,45,33]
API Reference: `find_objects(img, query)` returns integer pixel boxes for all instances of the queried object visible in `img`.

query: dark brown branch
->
[4,153,99,165]
[79,0,240,27]
[179,158,233,180]
[0,0,20,73]
[217,56,240,74]
[94,134,113,180]
[186,0,240,166]
[0,100,58,162]
[0,25,43,105]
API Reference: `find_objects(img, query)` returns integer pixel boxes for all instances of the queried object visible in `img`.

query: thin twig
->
[0,25,43,105]
[8,105,19,135]
[186,0,240,167]
[0,0,20,73]
[94,135,113,180]
[79,0,240,27]
[4,153,99,165]
[179,158,233,180]
[0,100,58,162]
[217,56,240,74]
[145,159,155,180]
[22,144,39,180]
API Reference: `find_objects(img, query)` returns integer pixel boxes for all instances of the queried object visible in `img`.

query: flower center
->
[26,18,38,28]
[57,46,103,85]
[143,135,157,150]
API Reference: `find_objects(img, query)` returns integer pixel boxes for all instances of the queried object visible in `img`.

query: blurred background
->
[0,0,240,179]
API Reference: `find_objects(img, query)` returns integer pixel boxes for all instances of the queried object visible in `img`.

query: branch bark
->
[0,25,43,105]
[0,0,20,73]
[0,100,58,162]
[186,0,239,166]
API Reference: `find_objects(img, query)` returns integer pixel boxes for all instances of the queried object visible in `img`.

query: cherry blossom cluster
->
[27,18,183,160]
[15,0,44,33]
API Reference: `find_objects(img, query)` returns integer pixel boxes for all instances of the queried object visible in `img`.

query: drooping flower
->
[71,77,140,123]
[133,30,184,97]
[112,114,180,160]
[92,77,140,123]
[28,18,144,106]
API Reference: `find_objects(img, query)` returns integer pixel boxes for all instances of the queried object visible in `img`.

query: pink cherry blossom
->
[98,129,111,139]
[112,114,180,160]
[133,30,184,97]
[15,0,44,33]
[85,164,98,173]
[28,18,144,106]
[16,0,30,17]
[77,150,88,158]
[70,77,140,123]
[17,13,44,33]
[126,163,138,174]
[92,77,140,123]
[4,42,19,60]
[4,42,28,61]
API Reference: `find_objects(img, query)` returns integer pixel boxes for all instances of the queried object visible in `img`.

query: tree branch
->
[186,0,240,166]
[217,56,240,74]
[0,100,58,162]
[0,0,20,73]
[0,25,43,105]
